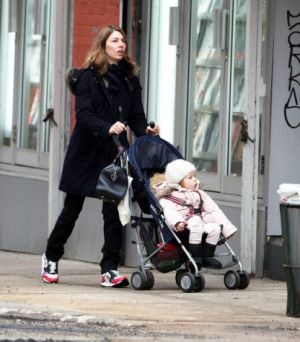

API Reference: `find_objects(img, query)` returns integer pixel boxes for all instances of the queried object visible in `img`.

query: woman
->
[41,25,160,287]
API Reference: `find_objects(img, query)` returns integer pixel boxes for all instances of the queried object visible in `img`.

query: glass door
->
[187,0,227,190]
[187,0,246,193]
[222,0,246,193]
[148,0,179,143]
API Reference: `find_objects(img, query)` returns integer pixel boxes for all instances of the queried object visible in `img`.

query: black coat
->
[59,65,148,198]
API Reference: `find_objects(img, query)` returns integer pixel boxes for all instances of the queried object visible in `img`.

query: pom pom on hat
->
[165,159,196,184]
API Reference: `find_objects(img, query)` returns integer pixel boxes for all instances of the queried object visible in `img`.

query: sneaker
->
[41,253,59,283]
[101,270,129,288]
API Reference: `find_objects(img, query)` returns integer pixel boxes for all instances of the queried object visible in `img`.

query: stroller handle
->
[112,121,156,152]
[112,134,124,152]
[111,119,128,152]
[114,107,154,146]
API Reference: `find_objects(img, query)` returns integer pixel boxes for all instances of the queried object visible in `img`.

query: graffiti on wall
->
[285,11,300,128]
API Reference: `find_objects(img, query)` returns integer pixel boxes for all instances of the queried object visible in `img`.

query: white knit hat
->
[165,159,196,184]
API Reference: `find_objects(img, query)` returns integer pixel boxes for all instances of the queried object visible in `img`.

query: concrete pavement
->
[0,250,299,341]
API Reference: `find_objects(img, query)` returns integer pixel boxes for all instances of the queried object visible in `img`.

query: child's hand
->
[175,221,187,232]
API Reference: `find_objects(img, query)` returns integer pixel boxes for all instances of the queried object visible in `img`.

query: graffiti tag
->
[284,11,300,128]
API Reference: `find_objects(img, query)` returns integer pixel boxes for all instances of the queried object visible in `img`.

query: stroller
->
[126,135,250,292]
[125,135,250,293]
[128,136,250,292]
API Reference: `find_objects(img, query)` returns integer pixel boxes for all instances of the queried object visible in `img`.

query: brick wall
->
[73,0,120,67]
[71,0,120,129]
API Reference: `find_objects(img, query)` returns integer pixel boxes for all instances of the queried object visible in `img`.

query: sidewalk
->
[0,250,299,341]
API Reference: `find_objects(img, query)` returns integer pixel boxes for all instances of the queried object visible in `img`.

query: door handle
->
[43,108,58,127]
[240,119,254,143]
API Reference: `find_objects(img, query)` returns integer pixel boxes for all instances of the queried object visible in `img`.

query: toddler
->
[152,159,238,268]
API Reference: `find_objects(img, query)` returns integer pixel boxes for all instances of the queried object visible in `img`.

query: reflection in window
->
[191,0,246,177]
[21,1,44,150]
[192,0,223,173]
[0,0,50,153]
[21,35,42,150]
[227,0,246,176]
[148,0,178,143]
[0,1,15,147]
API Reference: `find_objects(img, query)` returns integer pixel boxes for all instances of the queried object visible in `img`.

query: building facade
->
[0,0,299,278]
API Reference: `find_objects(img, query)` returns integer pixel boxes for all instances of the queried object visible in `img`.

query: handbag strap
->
[113,149,127,167]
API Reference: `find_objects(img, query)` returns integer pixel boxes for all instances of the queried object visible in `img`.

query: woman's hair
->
[84,25,139,76]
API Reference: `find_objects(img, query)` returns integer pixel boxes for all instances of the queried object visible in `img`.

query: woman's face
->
[105,30,126,64]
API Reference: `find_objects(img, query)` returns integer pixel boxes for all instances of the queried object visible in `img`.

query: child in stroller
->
[152,159,237,269]
[127,135,250,292]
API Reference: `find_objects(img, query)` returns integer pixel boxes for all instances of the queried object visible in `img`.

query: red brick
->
[70,0,120,129]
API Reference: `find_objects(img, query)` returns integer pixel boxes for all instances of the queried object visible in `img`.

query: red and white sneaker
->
[41,254,59,283]
[101,270,129,288]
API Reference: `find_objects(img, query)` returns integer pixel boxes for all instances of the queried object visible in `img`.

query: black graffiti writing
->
[287,10,300,30]
[285,11,300,128]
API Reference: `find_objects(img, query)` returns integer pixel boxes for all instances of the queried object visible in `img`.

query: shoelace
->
[111,270,119,276]
[48,261,57,274]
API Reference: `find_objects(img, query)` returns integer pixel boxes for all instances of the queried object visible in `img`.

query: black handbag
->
[95,150,128,203]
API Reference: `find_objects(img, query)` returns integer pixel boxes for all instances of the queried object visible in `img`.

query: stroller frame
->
[130,213,249,293]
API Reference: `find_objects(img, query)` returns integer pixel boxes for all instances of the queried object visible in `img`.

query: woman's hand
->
[174,221,187,232]
[146,123,160,136]
[109,121,127,135]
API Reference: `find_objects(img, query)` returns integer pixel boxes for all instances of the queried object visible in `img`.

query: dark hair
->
[84,25,139,76]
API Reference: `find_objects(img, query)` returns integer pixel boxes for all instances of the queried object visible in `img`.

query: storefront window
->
[0,0,51,168]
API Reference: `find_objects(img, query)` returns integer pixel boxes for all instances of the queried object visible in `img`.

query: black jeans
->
[45,193,123,273]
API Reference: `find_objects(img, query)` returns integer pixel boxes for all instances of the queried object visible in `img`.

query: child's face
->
[179,171,198,190]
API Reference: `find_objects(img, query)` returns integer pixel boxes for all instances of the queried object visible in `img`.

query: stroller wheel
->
[144,270,155,290]
[179,272,195,293]
[194,273,205,292]
[131,271,147,290]
[238,270,250,289]
[175,269,185,287]
[224,270,240,290]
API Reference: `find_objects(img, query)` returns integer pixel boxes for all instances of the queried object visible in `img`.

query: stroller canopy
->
[128,135,183,176]
[128,135,184,236]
